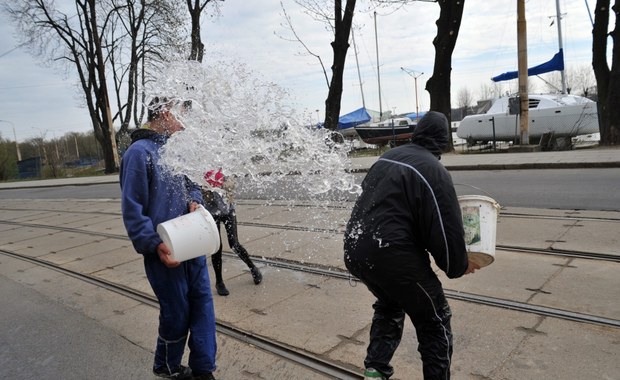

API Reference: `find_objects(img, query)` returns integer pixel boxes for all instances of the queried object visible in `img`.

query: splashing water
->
[149,60,361,199]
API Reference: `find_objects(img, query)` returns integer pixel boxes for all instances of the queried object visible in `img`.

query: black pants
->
[211,211,255,283]
[345,241,453,380]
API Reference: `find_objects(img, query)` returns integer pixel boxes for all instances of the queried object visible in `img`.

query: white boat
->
[456,94,599,146]
[458,2,600,148]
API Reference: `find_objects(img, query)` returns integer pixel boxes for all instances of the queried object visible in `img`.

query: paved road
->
[0,273,153,379]
[1,167,619,211]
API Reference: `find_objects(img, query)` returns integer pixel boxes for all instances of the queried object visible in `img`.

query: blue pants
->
[144,254,217,374]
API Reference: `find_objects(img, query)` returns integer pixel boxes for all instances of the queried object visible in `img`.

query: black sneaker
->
[215,282,230,296]
[153,365,192,379]
[251,266,263,284]
[192,372,216,380]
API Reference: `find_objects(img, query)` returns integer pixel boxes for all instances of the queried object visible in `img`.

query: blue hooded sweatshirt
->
[120,129,203,256]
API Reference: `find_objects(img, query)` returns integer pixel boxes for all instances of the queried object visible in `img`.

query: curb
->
[2,162,618,190]
[444,161,620,171]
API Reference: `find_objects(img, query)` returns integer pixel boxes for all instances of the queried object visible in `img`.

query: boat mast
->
[351,30,366,109]
[374,11,383,120]
[555,0,568,94]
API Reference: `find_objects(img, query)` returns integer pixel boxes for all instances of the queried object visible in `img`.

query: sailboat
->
[456,2,599,149]
[456,92,598,146]
[350,11,418,146]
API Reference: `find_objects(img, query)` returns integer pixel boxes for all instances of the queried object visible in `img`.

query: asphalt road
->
[0,274,153,379]
[0,168,619,211]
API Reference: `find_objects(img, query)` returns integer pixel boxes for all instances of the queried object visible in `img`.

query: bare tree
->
[592,0,620,145]
[456,87,473,113]
[281,0,357,131]
[570,65,597,98]
[277,2,330,88]
[0,137,18,180]
[4,0,119,173]
[374,0,466,149]
[478,82,501,101]
[425,0,465,151]
[105,0,188,150]
[542,65,596,97]
[324,0,357,130]
[187,0,223,62]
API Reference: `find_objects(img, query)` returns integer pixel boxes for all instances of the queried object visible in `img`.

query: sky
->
[0,0,608,142]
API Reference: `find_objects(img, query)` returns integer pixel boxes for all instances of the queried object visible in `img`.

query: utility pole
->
[0,119,22,161]
[401,68,424,118]
[74,135,80,159]
[517,0,529,145]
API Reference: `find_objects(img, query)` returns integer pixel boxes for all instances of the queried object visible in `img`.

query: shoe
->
[153,365,192,379]
[192,372,216,380]
[250,266,262,284]
[215,282,229,296]
[364,367,386,379]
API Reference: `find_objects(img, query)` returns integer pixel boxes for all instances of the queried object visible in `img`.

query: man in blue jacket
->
[120,97,217,380]
[344,111,480,380]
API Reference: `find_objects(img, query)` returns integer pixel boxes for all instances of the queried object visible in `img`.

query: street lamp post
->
[400,68,424,119]
[0,119,22,161]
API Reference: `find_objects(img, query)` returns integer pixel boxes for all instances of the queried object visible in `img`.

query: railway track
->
[1,218,618,329]
[0,248,362,380]
[1,200,619,379]
[1,215,619,264]
[3,203,620,223]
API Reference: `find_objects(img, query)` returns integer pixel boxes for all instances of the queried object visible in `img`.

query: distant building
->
[17,157,42,179]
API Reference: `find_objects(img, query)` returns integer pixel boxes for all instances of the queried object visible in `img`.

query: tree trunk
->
[89,0,119,173]
[426,0,465,151]
[592,0,610,142]
[323,0,356,131]
[187,0,205,62]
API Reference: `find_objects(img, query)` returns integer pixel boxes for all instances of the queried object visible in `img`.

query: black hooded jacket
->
[345,111,468,279]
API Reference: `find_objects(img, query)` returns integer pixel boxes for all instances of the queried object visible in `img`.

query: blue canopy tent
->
[337,107,371,130]
[491,49,564,82]
[404,111,427,121]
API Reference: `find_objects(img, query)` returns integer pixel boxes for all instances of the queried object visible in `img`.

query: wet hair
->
[147,97,174,122]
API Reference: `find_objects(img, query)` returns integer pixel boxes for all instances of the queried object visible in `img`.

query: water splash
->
[148,60,360,198]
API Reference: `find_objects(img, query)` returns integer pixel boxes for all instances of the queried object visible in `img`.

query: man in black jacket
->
[344,111,480,380]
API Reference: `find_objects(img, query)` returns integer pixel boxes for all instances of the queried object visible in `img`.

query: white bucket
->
[458,195,501,267]
[156,205,220,262]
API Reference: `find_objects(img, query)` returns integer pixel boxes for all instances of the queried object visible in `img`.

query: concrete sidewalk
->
[0,146,619,190]
[349,146,620,172]
[0,198,619,379]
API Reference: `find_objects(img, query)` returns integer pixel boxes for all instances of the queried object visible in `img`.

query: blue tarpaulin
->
[491,49,564,82]
[337,107,371,130]
[404,111,427,121]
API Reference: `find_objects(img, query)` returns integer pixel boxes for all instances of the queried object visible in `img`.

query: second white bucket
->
[458,195,501,267]
[156,205,220,262]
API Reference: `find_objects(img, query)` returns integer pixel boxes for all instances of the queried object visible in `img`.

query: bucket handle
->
[454,183,496,199]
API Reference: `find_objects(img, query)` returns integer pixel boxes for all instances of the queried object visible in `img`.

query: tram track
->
[1,217,618,264]
[1,221,618,329]
[1,200,619,332]
[239,254,620,329]
[2,203,620,223]
[1,201,619,379]
[0,248,362,380]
